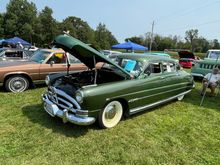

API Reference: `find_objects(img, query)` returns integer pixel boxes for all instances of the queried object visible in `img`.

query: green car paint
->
[42,34,194,128]
[191,59,220,78]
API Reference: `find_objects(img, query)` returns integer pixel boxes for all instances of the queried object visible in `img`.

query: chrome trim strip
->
[108,82,191,100]
[191,73,204,77]
[129,89,192,115]
[128,86,189,103]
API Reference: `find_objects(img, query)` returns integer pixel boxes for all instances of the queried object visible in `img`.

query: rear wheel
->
[5,75,29,93]
[98,101,123,128]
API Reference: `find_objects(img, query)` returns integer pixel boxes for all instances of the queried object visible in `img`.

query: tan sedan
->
[0,49,87,92]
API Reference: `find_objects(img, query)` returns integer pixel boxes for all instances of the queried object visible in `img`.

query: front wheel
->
[98,101,123,128]
[5,75,29,93]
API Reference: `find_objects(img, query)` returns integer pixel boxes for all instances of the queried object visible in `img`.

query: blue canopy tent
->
[0,39,5,44]
[111,41,148,52]
[3,37,31,46]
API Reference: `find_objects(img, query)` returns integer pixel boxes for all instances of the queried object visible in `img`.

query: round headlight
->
[75,91,83,104]
[45,75,50,85]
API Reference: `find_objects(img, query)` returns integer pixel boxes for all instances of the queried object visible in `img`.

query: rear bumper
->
[42,93,96,126]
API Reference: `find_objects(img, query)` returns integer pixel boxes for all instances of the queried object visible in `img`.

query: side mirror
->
[50,61,55,66]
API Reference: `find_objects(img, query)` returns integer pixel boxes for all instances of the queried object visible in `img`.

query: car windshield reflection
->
[103,57,144,78]
[30,50,51,63]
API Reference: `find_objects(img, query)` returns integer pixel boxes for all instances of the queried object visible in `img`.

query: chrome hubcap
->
[9,78,27,92]
[105,105,117,119]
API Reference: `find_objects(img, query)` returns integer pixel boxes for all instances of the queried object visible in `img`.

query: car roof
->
[208,49,220,52]
[114,53,177,63]
[39,48,65,53]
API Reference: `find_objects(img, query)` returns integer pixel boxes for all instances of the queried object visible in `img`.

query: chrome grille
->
[47,87,81,112]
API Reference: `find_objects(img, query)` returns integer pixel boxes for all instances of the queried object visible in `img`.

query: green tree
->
[4,0,37,43]
[194,37,210,52]
[211,39,220,49]
[0,13,4,38]
[185,29,199,52]
[37,6,59,46]
[95,23,118,49]
[125,36,144,45]
[60,16,94,44]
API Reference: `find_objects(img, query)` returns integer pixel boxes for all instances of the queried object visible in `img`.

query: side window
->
[163,62,176,73]
[47,53,66,64]
[5,51,23,57]
[144,63,162,75]
[68,55,81,63]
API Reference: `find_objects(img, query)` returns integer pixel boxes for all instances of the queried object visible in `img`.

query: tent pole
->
[200,54,220,106]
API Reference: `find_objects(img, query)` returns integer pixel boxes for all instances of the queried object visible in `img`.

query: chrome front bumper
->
[42,94,96,126]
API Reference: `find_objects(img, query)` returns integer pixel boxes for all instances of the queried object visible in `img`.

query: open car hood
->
[53,35,131,78]
[178,51,195,59]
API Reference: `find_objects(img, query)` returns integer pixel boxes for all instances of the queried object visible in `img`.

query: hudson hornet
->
[42,35,194,128]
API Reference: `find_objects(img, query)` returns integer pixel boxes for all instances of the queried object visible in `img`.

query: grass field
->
[0,81,220,164]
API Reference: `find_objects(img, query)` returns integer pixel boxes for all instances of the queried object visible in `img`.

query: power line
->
[157,0,220,25]
[160,19,220,33]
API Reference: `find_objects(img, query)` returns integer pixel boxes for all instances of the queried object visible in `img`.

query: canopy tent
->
[3,37,31,46]
[0,39,5,44]
[111,41,148,51]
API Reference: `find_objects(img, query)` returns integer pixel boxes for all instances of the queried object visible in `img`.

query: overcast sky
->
[0,0,220,42]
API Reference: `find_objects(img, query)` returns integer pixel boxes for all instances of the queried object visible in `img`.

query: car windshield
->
[30,50,51,63]
[104,57,144,77]
[207,51,220,59]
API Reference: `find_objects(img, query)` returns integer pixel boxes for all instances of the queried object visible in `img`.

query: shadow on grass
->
[182,87,220,112]
[22,103,99,138]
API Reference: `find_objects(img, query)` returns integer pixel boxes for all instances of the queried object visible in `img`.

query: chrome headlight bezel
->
[45,75,50,85]
[75,90,84,104]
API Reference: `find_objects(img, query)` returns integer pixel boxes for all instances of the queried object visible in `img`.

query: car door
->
[39,52,87,80]
[39,52,68,80]
[127,62,167,110]
[161,61,185,98]
[67,54,87,73]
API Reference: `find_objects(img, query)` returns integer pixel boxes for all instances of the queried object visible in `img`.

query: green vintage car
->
[191,50,220,78]
[42,35,194,128]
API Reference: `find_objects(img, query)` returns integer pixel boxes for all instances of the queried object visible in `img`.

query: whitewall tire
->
[98,101,123,128]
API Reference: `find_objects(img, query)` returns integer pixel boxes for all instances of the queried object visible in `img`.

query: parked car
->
[147,52,171,58]
[42,35,194,128]
[178,51,197,68]
[0,48,33,61]
[101,50,122,57]
[0,49,87,92]
[191,50,220,78]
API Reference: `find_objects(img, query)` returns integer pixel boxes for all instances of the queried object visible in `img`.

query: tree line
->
[126,29,220,53]
[0,0,219,52]
[0,0,118,49]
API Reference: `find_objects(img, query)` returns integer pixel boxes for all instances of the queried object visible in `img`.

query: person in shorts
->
[201,68,220,97]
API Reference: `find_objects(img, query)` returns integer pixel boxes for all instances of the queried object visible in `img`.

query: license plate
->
[44,102,55,117]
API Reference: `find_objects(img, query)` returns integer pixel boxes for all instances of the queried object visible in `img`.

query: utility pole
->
[149,21,154,52]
